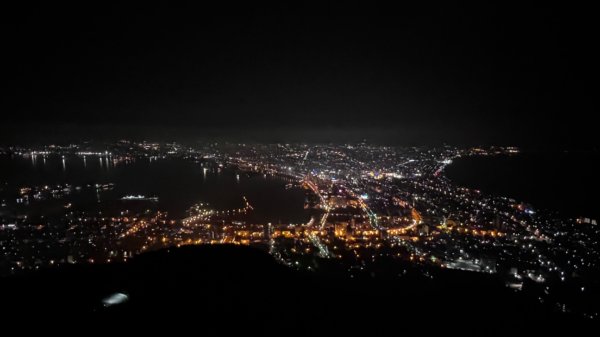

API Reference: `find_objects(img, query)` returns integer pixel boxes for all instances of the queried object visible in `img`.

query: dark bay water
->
[0,155,309,223]
[445,152,600,220]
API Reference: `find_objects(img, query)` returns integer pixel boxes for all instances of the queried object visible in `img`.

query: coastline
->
[444,151,600,221]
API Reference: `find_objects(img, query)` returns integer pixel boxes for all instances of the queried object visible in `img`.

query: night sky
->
[4,4,597,146]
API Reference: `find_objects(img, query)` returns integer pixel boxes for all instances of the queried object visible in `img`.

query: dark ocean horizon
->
[445,151,600,221]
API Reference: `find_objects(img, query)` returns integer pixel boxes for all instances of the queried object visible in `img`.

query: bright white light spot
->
[102,292,129,307]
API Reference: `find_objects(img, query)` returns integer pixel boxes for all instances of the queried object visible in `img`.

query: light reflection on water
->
[0,155,310,222]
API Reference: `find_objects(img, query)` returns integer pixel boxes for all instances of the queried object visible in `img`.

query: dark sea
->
[0,155,309,223]
[445,151,600,221]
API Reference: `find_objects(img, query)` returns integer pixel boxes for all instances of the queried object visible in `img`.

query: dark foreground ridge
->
[1,245,590,335]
